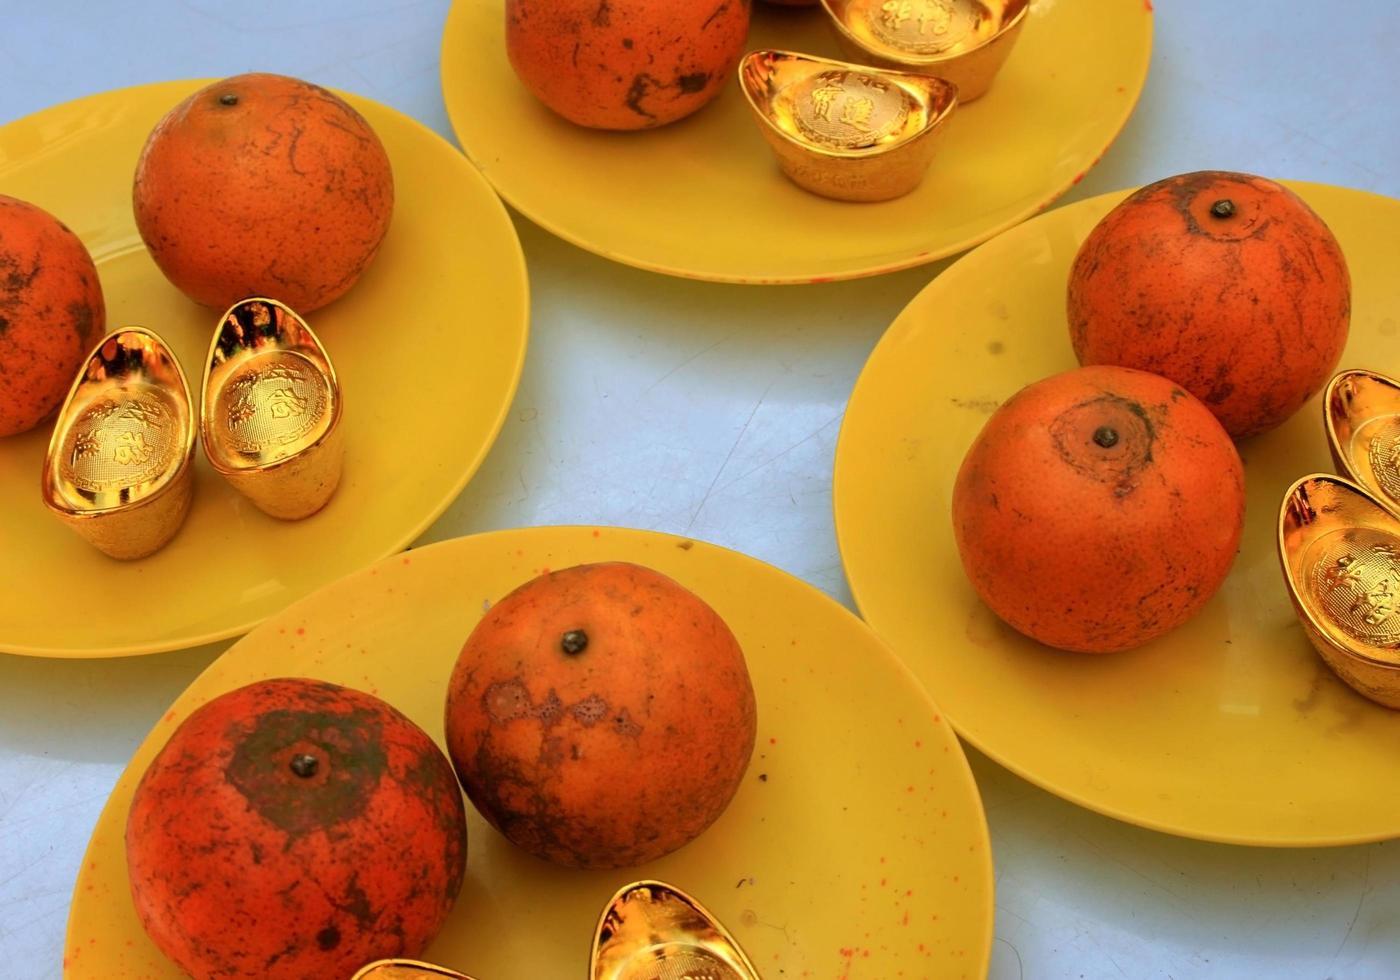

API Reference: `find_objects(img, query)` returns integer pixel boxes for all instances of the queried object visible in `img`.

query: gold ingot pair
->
[740,50,957,203]
[42,299,342,559]
[353,880,761,980]
[819,0,1029,102]
[1278,369,1400,709]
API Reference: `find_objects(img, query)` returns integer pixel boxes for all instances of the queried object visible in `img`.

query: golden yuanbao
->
[444,561,757,868]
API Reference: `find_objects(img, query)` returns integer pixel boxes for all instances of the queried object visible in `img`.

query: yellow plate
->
[64,526,993,978]
[0,81,529,658]
[440,0,1152,283]
[834,182,1400,846]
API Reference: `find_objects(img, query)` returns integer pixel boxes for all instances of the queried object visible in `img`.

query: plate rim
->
[63,523,996,974]
[833,179,1400,848]
[439,0,1155,284]
[0,78,531,660]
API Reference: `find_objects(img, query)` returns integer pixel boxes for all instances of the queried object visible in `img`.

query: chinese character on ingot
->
[113,431,152,466]
[918,0,953,36]
[267,387,308,420]
[811,84,843,122]
[1354,579,1397,627]
[71,431,102,463]
[227,395,258,428]
[840,95,876,132]
[881,0,915,29]
[120,399,164,426]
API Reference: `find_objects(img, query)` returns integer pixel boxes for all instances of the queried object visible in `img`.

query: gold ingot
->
[1323,368,1400,514]
[201,297,343,520]
[590,880,761,980]
[1278,474,1400,709]
[818,0,1029,102]
[350,960,477,980]
[41,328,195,560]
[739,49,957,203]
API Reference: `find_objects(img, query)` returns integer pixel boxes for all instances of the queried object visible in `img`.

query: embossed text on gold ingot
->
[819,0,1030,101]
[1364,416,1400,501]
[1305,527,1400,646]
[791,70,910,150]
[201,297,343,521]
[739,50,956,203]
[591,881,761,980]
[42,327,196,560]
[874,0,977,53]
[1278,474,1400,710]
[213,352,331,461]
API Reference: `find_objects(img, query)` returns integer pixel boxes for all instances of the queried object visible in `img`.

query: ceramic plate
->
[65,526,993,978]
[440,0,1152,283]
[0,81,528,657]
[834,182,1400,846]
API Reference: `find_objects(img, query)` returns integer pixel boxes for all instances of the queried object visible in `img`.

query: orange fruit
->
[444,561,757,868]
[126,678,467,980]
[505,0,751,130]
[952,365,1245,654]
[1068,171,1350,439]
[0,195,104,437]
[133,73,393,313]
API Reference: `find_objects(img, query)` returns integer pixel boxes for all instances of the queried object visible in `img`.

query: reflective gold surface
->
[591,881,760,980]
[1279,474,1400,709]
[739,50,956,202]
[819,0,1029,101]
[1324,369,1400,513]
[41,328,195,559]
[350,959,477,980]
[201,297,343,520]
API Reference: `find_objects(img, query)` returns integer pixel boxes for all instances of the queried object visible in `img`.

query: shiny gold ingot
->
[201,297,343,520]
[739,50,957,203]
[819,0,1029,102]
[350,960,478,980]
[1323,368,1400,515]
[41,328,195,559]
[1278,474,1400,709]
[591,880,761,980]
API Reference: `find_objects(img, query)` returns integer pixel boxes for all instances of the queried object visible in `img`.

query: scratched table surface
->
[2,2,1399,978]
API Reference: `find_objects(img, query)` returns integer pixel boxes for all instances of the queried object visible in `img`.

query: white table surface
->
[2,2,1399,978]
